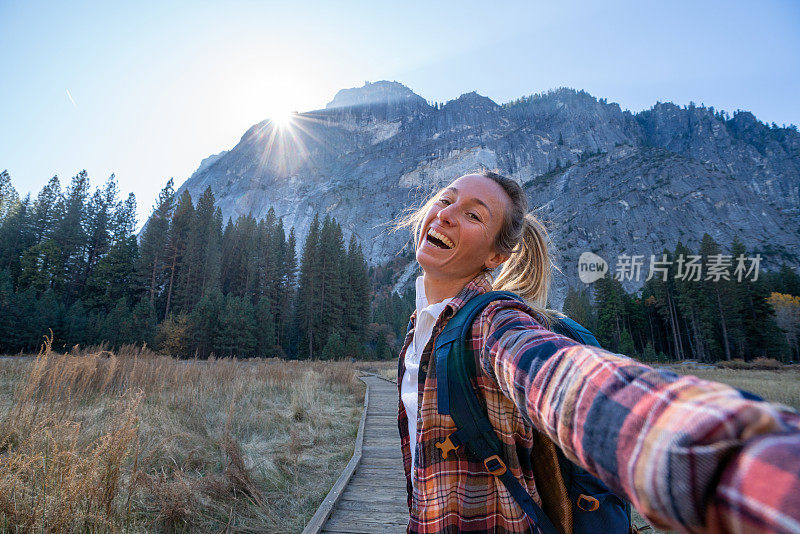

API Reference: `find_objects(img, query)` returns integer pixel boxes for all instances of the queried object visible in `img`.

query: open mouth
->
[426,228,454,249]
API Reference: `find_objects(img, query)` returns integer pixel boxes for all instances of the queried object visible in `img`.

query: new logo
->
[578,252,608,284]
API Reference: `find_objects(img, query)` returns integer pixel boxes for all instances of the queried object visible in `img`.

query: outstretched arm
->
[476,300,800,534]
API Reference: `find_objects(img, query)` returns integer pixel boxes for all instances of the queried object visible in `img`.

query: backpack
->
[431,290,633,534]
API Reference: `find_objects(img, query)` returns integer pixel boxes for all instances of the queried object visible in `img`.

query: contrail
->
[66,89,77,108]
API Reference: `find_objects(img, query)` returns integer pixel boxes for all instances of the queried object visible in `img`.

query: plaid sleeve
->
[476,301,800,534]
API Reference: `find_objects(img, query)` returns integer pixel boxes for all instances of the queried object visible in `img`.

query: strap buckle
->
[577,494,600,512]
[483,454,507,476]
[434,433,460,459]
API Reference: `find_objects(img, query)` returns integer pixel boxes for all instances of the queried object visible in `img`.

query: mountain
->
[174,80,800,305]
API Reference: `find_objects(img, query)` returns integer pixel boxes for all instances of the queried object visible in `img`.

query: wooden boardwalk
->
[305,375,659,534]
[305,375,409,534]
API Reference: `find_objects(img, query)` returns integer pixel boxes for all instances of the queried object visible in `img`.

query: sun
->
[269,108,296,129]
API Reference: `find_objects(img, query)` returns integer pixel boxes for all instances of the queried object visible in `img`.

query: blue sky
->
[1,0,798,230]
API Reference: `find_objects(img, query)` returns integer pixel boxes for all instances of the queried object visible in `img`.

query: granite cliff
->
[175,81,800,304]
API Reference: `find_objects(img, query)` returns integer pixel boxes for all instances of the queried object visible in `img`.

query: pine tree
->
[0,194,34,285]
[768,264,800,297]
[0,269,14,349]
[619,329,636,357]
[739,266,787,360]
[262,208,284,309]
[221,213,259,299]
[131,298,157,349]
[190,287,224,357]
[220,218,237,295]
[99,298,134,349]
[767,293,800,361]
[136,179,174,305]
[163,190,194,317]
[35,289,65,349]
[317,217,347,350]
[0,170,20,224]
[641,248,684,360]
[85,192,138,311]
[214,295,256,357]
[593,276,625,351]
[55,171,90,303]
[642,342,658,362]
[255,296,276,357]
[278,226,297,352]
[673,241,710,361]
[320,331,345,361]
[562,286,594,330]
[696,234,725,360]
[625,295,648,353]
[30,176,62,244]
[295,214,320,358]
[18,239,64,295]
[64,299,90,348]
[180,187,222,312]
[344,233,370,343]
[344,334,363,360]
[79,175,120,299]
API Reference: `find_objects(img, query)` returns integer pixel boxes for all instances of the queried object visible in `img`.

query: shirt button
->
[421,364,428,373]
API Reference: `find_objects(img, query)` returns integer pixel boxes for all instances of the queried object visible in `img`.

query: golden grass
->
[0,338,364,533]
[357,356,800,410]
[668,364,800,411]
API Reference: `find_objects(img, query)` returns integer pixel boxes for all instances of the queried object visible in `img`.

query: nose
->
[436,203,456,226]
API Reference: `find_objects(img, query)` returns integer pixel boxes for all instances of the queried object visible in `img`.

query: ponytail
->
[493,213,552,313]
[477,172,559,328]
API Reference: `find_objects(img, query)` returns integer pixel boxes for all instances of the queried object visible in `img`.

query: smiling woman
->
[391,170,800,534]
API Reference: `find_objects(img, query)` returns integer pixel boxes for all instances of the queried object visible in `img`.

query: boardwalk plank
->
[305,375,409,534]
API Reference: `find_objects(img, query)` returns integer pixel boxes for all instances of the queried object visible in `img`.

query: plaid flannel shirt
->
[397,271,800,534]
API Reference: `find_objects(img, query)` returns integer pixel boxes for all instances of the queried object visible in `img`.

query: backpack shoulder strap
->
[550,315,601,347]
[434,290,521,416]
[433,291,561,534]
[435,293,633,534]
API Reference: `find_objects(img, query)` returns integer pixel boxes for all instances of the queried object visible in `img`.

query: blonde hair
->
[394,170,557,326]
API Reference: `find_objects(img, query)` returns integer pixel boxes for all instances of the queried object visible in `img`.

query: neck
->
[422,271,477,305]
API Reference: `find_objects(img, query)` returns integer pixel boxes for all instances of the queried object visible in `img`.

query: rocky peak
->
[444,91,498,110]
[326,80,427,109]
[323,80,430,125]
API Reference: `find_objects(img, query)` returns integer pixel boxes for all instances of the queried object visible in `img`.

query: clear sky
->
[2,0,798,230]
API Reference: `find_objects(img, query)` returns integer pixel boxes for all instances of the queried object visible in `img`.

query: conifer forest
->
[0,170,411,360]
[1,169,798,362]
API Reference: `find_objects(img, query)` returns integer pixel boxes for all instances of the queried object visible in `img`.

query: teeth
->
[427,228,454,249]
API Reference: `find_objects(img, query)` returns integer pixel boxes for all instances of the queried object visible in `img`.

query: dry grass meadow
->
[0,338,365,533]
[1,341,797,534]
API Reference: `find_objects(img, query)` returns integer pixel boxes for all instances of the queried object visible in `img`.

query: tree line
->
[0,169,413,359]
[5,170,797,363]
[563,234,800,362]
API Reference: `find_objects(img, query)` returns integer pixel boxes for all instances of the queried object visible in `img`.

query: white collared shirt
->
[401,275,453,487]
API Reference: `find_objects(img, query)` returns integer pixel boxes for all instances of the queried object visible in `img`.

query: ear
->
[484,250,510,271]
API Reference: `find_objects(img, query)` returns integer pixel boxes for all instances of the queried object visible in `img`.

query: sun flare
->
[269,109,296,129]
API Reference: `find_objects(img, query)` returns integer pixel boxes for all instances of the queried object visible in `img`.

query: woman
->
[395,171,800,533]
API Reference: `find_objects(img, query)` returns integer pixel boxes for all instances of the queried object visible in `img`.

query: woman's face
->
[416,174,511,281]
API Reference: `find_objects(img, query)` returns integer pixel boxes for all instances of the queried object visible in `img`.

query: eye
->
[438,198,451,206]
[467,212,481,221]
